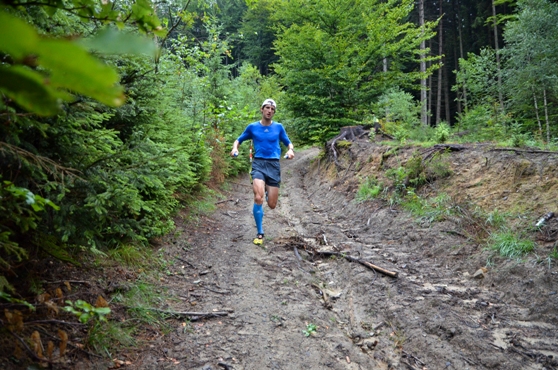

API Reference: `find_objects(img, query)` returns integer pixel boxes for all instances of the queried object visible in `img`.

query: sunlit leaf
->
[36,39,125,107]
[0,65,68,115]
[0,11,38,60]
[79,27,158,56]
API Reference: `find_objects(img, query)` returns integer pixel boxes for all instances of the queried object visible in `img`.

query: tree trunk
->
[384,57,389,121]
[428,39,433,127]
[492,0,504,112]
[533,91,542,137]
[420,0,428,126]
[457,0,467,111]
[543,88,550,143]
[436,0,443,125]
[444,63,451,123]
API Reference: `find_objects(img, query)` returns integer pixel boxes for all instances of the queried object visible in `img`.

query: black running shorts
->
[251,158,281,187]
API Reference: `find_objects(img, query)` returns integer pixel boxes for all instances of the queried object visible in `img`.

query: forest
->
[1,0,558,364]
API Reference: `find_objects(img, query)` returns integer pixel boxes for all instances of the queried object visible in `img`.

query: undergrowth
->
[487,230,536,258]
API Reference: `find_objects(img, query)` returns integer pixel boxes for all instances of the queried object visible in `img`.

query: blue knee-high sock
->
[253,203,264,235]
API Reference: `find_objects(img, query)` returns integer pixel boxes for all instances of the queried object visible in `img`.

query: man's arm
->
[231,140,240,157]
[285,142,294,159]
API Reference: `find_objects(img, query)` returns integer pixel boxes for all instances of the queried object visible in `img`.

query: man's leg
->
[252,179,266,242]
[266,186,279,209]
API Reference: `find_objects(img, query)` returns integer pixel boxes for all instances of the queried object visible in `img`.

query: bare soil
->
[3,133,558,370]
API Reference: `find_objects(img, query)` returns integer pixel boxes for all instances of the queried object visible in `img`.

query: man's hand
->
[230,149,239,157]
[285,148,295,159]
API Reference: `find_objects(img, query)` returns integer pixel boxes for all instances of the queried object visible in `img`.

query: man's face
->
[261,104,276,119]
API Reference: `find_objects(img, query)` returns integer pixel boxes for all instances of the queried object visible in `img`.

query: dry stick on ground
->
[1,323,52,364]
[174,256,196,269]
[201,285,230,294]
[215,198,236,205]
[489,147,558,155]
[311,283,331,309]
[132,307,231,321]
[313,250,398,278]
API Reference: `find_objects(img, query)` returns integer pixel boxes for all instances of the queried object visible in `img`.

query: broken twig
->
[314,251,398,278]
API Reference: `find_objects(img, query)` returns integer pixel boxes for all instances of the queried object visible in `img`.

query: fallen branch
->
[311,283,332,309]
[314,251,398,278]
[489,147,558,155]
[131,307,232,321]
[1,322,52,364]
[215,198,236,205]
[201,285,231,295]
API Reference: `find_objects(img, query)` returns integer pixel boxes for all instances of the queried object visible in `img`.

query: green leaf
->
[0,65,69,115]
[0,11,38,60]
[36,39,125,107]
[79,27,158,56]
[94,307,111,315]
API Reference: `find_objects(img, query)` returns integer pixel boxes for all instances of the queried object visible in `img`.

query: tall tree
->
[436,0,443,125]
[502,0,558,142]
[272,0,438,143]
[420,0,428,126]
[491,0,505,111]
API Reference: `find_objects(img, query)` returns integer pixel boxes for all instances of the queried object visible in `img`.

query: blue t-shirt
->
[237,121,292,160]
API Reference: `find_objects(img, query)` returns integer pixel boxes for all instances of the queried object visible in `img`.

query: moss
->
[335,140,352,148]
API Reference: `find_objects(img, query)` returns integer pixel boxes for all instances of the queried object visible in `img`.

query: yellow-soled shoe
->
[253,234,264,245]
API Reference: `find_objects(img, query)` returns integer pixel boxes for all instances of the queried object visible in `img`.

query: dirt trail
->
[137,145,558,370]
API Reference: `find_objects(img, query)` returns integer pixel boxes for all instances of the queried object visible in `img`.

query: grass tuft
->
[488,230,535,258]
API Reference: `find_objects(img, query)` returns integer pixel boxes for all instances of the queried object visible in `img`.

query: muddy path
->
[136,145,558,370]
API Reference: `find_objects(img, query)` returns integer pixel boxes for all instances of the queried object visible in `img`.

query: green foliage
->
[0,291,35,310]
[506,122,532,147]
[434,122,451,143]
[405,155,427,188]
[484,209,509,229]
[385,166,408,195]
[0,10,158,116]
[501,0,558,141]
[401,191,456,225]
[355,177,384,202]
[425,151,453,180]
[0,179,58,269]
[64,300,111,324]
[454,48,501,109]
[375,89,422,127]
[454,104,511,142]
[303,323,317,337]
[112,282,170,328]
[88,321,136,354]
[272,0,438,144]
[488,230,536,258]
[108,245,154,269]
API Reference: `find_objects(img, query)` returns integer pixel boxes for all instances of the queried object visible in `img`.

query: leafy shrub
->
[0,180,59,276]
[355,177,384,202]
[402,192,456,225]
[506,122,532,148]
[425,151,453,180]
[405,155,427,187]
[385,166,408,194]
[374,89,421,126]
[434,122,451,143]
[488,230,535,258]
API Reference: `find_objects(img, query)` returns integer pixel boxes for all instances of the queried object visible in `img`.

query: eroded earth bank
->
[136,136,558,370]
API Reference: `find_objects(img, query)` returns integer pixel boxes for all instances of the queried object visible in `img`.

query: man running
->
[230,99,294,245]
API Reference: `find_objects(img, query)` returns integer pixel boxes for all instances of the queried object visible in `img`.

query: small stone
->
[472,267,488,279]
